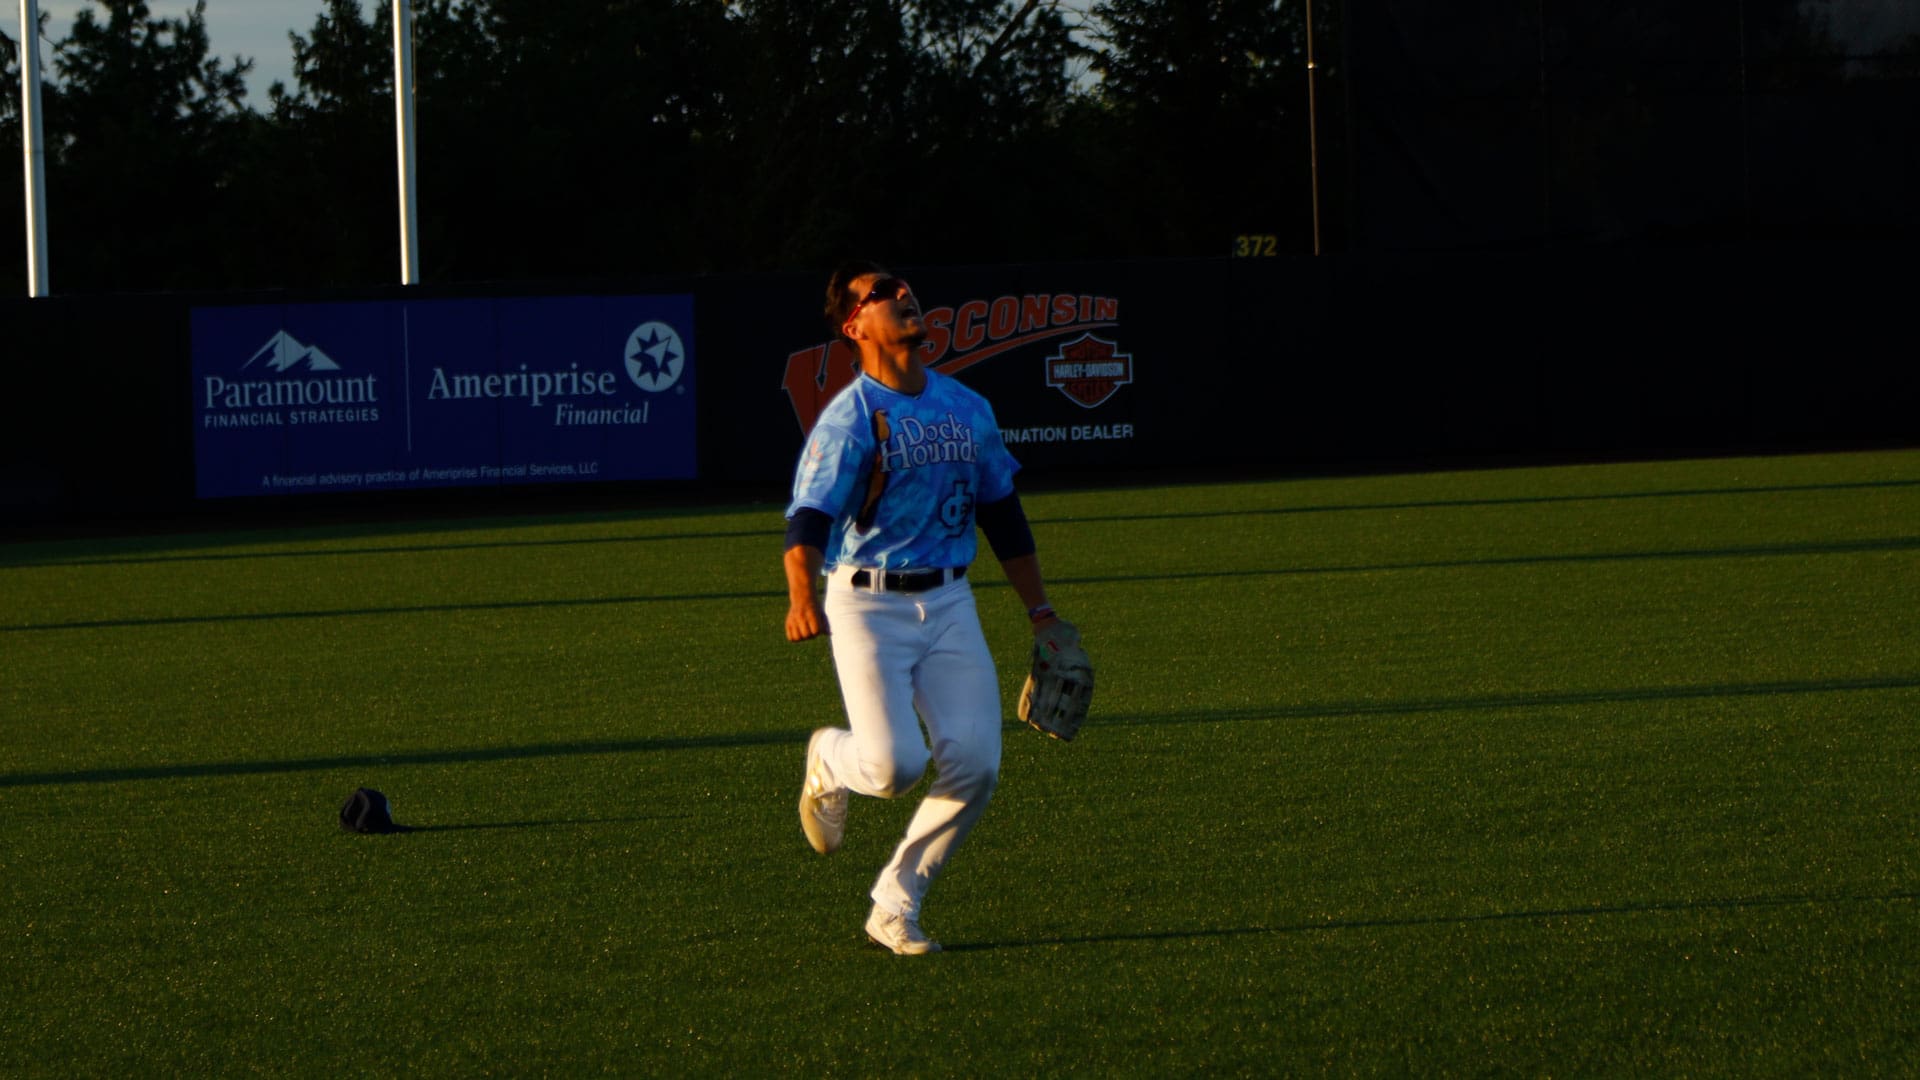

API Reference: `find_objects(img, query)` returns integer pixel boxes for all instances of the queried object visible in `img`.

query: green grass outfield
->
[4,449,1917,1075]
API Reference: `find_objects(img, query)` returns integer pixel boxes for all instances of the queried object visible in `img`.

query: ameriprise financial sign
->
[191,295,697,498]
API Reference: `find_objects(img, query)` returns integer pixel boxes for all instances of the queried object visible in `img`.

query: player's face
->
[845,273,925,346]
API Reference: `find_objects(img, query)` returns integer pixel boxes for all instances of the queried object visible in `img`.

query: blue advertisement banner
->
[191,295,696,498]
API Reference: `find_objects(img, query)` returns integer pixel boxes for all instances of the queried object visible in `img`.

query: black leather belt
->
[849,567,966,592]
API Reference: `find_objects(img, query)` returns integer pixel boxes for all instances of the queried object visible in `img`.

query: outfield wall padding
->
[1,249,1912,524]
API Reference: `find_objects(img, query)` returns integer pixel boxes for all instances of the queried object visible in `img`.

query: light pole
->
[394,0,420,284]
[1305,0,1322,255]
[18,0,50,295]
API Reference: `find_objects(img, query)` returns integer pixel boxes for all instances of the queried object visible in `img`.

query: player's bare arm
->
[976,491,1058,630]
[996,552,1060,631]
[784,543,826,641]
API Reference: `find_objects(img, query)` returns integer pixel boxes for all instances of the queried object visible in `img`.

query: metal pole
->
[19,0,50,295]
[393,0,420,284]
[1737,0,1751,242]
[1304,0,1322,256]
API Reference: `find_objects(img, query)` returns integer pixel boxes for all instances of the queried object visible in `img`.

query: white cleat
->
[799,727,848,855]
[865,905,941,955]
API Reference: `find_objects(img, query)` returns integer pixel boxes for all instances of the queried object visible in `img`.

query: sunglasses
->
[847,276,912,322]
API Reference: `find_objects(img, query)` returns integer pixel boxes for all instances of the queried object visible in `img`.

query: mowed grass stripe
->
[7,535,1913,633]
[4,672,1913,790]
[13,475,1919,570]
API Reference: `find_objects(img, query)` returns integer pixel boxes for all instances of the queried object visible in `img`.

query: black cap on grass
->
[339,788,412,834]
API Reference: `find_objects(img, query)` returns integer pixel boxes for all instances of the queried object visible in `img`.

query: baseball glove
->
[1018,618,1094,741]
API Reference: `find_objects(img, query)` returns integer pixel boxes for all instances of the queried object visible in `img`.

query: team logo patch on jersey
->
[1044,334,1133,409]
[880,413,979,472]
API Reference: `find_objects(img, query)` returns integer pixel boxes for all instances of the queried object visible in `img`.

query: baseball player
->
[783,261,1067,955]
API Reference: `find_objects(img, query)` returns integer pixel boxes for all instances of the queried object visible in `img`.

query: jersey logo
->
[939,480,975,537]
[879,412,979,472]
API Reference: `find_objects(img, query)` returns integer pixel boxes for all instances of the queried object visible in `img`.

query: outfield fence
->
[1,249,1912,524]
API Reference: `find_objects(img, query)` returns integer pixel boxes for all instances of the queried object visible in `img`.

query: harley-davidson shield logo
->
[1044,334,1133,408]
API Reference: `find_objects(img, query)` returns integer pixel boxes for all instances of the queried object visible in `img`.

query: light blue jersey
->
[787,369,1020,572]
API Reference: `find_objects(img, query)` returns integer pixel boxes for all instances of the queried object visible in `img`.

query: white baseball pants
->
[819,567,1002,919]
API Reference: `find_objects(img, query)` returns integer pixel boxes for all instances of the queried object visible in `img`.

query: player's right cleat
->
[865,905,941,955]
[799,727,849,854]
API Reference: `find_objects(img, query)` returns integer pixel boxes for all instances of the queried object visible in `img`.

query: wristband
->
[1027,604,1055,623]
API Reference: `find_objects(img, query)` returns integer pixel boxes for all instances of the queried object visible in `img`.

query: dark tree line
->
[11,1,1900,296]
[1,0,1333,294]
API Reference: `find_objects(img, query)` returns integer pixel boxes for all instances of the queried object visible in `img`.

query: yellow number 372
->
[1233,234,1279,257]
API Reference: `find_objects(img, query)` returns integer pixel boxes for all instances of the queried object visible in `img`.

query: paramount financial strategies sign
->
[192,295,695,498]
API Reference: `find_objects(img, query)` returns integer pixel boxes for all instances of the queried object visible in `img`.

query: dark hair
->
[824,259,888,340]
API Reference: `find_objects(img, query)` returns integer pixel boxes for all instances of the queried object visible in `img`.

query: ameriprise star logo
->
[624,321,686,392]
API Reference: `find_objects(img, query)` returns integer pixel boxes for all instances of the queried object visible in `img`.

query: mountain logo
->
[244,331,341,373]
[200,327,377,426]
[624,321,686,393]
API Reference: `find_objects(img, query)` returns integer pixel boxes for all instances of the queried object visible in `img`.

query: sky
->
[35,1,330,104]
[24,0,1920,109]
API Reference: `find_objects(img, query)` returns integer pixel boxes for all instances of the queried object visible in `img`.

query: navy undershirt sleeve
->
[975,491,1037,561]
[784,507,833,551]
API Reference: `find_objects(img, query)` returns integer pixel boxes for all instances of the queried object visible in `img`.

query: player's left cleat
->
[799,727,849,854]
[865,904,941,955]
